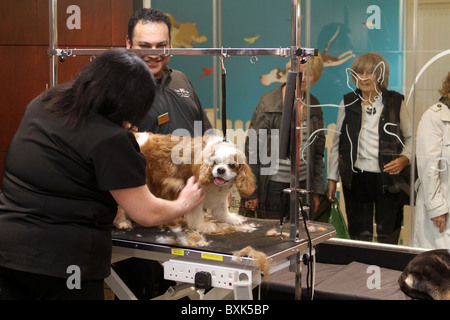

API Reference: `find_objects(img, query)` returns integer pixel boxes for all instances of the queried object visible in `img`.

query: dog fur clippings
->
[152,215,257,248]
[233,246,270,280]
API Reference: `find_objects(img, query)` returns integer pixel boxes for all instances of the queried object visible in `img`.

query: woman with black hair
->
[0,48,204,299]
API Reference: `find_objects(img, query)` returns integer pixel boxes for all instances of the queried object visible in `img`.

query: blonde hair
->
[351,52,390,88]
[439,71,450,98]
[308,53,324,80]
[286,53,324,80]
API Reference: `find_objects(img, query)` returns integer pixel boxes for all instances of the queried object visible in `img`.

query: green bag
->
[328,197,350,239]
[312,194,331,222]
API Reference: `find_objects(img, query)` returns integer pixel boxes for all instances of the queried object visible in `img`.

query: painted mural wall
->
[150,0,404,132]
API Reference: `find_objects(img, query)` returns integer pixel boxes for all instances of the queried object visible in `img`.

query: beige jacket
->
[414,100,450,248]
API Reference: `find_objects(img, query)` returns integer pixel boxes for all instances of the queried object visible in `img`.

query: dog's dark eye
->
[213,160,218,165]
[228,163,236,169]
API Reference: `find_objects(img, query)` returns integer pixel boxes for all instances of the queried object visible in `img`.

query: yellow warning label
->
[171,249,184,256]
[201,253,223,261]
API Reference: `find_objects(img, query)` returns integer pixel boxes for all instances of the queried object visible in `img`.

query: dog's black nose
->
[217,167,226,175]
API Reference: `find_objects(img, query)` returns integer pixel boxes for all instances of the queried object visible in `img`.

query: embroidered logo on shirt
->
[174,88,191,98]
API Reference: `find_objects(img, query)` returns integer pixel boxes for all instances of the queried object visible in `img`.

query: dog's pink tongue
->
[215,177,226,185]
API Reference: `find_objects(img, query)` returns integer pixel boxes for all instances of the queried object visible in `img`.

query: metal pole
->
[289,0,302,243]
[49,47,316,58]
[289,0,302,301]
[212,0,218,129]
[409,0,418,246]
[51,46,317,57]
[49,0,58,87]
[304,0,312,215]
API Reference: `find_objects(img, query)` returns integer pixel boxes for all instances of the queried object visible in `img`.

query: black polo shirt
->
[138,68,212,136]
[0,96,146,280]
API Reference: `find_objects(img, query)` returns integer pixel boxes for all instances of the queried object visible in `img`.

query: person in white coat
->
[414,71,450,249]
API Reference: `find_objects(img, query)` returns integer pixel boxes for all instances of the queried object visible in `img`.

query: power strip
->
[163,260,258,290]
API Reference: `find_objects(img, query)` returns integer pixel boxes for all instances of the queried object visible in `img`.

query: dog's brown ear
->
[235,163,256,197]
[195,162,214,186]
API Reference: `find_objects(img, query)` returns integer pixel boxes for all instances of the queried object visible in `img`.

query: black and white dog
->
[398,249,450,300]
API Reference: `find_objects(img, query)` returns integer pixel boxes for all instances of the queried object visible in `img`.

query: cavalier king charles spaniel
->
[114,132,255,233]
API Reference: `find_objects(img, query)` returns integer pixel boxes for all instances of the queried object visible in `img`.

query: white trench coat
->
[414,102,450,249]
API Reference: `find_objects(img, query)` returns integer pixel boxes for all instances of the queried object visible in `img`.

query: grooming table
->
[107,218,335,300]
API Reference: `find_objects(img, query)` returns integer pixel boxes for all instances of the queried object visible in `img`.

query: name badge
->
[158,112,169,126]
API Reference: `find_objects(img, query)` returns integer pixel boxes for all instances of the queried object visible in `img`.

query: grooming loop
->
[219,47,228,74]
[250,56,258,64]
[163,47,172,57]
[219,49,228,141]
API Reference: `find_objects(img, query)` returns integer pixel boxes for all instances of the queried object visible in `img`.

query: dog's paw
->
[222,212,246,225]
[193,221,219,234]
[114,219,133,230]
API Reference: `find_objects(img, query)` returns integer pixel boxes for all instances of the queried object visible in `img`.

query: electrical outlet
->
[163,260,258,290]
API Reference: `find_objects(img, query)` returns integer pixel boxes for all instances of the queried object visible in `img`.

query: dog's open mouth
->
[214,177,229,186]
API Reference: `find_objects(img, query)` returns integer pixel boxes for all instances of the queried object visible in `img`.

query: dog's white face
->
[209,143,241,189]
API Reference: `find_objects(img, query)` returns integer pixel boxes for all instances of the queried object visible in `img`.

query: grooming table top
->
[112,218,335,268]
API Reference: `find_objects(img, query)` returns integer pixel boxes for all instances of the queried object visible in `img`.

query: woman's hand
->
[431,214,448,233]
[177,176,205,213]
[326,179,337,202]
[122,121,138,132]
[384,156,409,175]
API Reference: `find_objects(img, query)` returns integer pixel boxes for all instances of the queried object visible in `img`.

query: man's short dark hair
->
[127,8,172,46]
